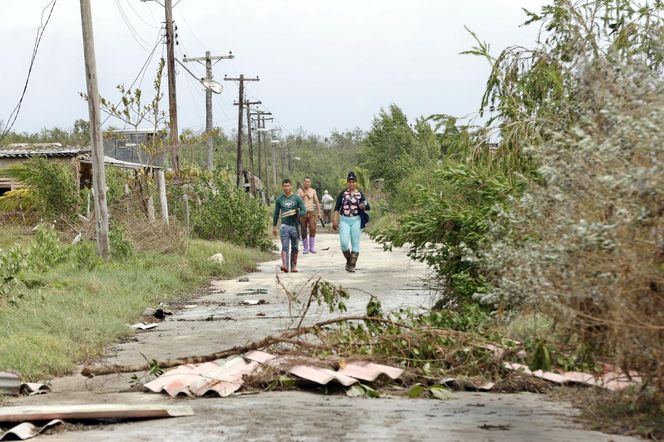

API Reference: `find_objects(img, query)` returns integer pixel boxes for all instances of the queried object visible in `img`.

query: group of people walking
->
[272,172,369,273]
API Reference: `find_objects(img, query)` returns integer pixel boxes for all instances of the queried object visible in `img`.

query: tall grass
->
[0,235,271,380]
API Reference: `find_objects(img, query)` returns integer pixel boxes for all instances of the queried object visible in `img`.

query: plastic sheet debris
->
[130,323,159,331]
[240,299,268,306]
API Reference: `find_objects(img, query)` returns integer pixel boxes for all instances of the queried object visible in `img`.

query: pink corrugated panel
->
[337,362,404,381]
[144,362,221,395]
[190,359,258,397]
[245,350,277,364]
[288,365,358,386]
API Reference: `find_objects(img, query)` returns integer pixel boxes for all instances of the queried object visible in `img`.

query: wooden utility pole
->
[80,0,110,258]
[224,75,259,187]
[164,0,179,174]
[241,99,261,196]
[183,51,234,170]
[270,128,278,198]
[250,110,271,200]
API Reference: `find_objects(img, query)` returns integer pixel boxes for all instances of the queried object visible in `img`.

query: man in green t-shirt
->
[272,178,306,272]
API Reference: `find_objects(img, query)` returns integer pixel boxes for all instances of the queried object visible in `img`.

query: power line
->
[123,0,160,29]
[114,0,152,51]
[0,0,58,143]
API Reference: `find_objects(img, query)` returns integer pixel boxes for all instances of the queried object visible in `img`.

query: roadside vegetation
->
[0,225,270,380]
[358,0,663,437]
[1,0,661,437]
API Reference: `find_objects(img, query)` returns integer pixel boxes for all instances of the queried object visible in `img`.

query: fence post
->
[158,169,169,225]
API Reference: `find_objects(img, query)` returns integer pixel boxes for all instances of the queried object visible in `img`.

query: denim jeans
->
[280,224,299,254]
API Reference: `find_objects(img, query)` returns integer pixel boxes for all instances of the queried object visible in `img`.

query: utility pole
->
[250,110,271,200]
[183,51,234,170]
[224,75,259,187]
[270,128,278,199]
[240,99,261,196]
[164,0,179,174]
[79,0,110,258]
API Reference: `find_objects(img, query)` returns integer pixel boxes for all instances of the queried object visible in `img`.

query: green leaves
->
[1,158,81,220]
[408,383,451,400]
[189,171,272,252]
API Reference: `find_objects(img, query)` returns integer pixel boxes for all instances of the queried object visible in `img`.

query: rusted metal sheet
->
[0,404,194,423]
[0,372,21,396]
[0,419,63,441]
[502,362,641,391]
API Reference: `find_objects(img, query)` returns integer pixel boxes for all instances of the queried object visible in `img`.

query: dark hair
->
[304,176,311,181]
[347,171,357,181]
[282,178,291,185]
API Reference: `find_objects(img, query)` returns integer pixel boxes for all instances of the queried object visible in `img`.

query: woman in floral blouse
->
[332,171,370,272]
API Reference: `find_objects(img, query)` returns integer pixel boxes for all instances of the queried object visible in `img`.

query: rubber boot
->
[348,252,359,273]
[280,251,289,273]
[309,236,316,254]
[302,237,309,254]
[342,250,352,272]
[290,251,299,273]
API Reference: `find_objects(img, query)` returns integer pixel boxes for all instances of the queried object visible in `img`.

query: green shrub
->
[0,158,81,220]
[372,157,527,304]
[189,171,272,252]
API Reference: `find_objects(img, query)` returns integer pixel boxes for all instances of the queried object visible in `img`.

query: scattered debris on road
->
[0,419,63,441]
[0,372,50,397]
[143,350,404,398]
[130,323,159,331]
[0,404,193,441]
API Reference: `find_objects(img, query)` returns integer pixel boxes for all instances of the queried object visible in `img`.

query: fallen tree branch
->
[81,315,407,377]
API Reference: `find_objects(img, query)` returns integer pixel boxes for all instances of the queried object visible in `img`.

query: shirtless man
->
[297,176,322,254]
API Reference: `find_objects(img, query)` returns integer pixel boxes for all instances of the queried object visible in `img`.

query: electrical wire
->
[0,0,58,143]
[123,0,160,29]
[175,5,207,53]
[114,0,152,51]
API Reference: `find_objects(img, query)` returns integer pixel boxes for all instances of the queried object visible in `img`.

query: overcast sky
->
[0,0,550,138]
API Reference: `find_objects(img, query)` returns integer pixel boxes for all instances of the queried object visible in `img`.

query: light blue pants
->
[339,215,361,253]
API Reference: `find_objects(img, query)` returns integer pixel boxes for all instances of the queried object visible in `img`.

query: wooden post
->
[164,0,179,174]
[80,0,110,258]
[245,100,256,195]
[157,169,169,225]
[235,75,244,187]
[183,52,234,171]
[225,75,259,188]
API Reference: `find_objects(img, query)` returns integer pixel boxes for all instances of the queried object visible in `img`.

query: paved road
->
[6,233,638,441]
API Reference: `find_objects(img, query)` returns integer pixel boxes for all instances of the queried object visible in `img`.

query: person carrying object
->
[272,178,306,273]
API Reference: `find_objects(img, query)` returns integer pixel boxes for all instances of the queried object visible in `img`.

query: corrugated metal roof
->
[144,351,405,398]
[79,154,163,170]
[0,144,89,158]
